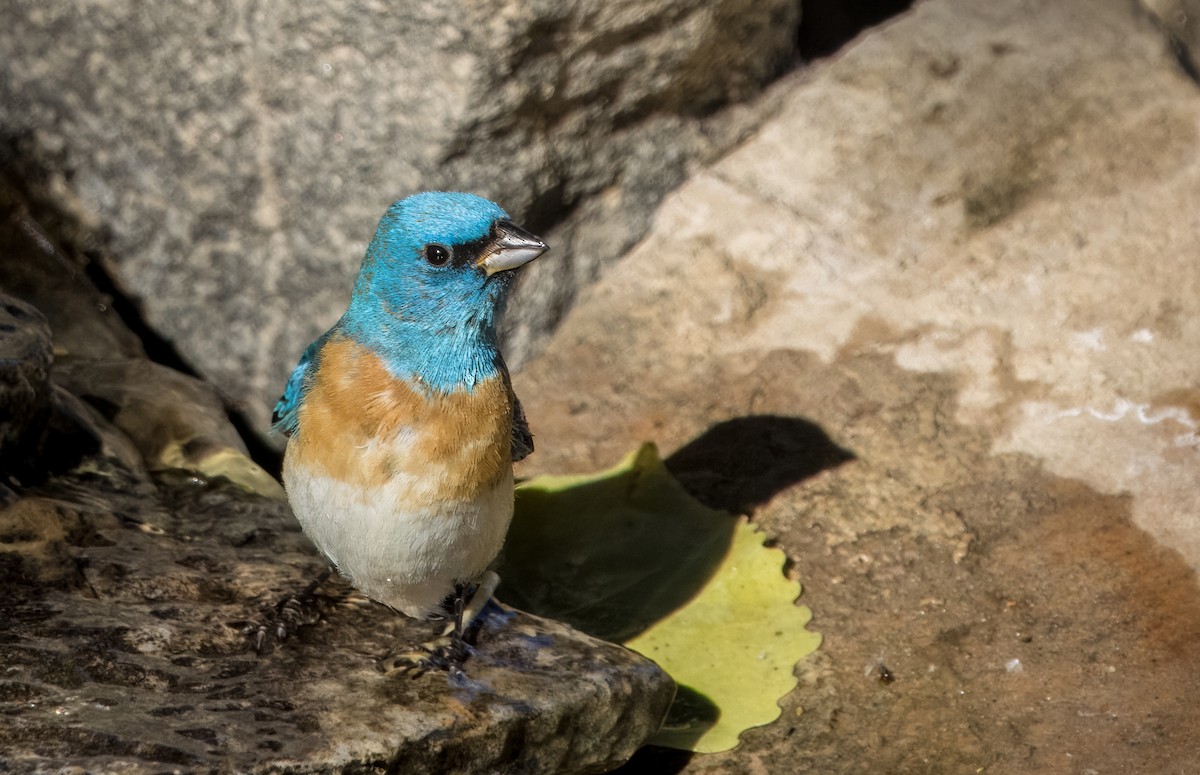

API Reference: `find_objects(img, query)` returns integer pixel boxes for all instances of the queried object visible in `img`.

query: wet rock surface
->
[0,194,674,774]
[1,465,672,774]
[507,0,1200,770]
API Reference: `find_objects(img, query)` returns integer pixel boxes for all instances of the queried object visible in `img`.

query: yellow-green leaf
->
[627,518,819,752]
[499,443,821,753]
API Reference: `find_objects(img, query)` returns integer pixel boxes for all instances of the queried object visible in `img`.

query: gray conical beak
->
[479,220,548,276]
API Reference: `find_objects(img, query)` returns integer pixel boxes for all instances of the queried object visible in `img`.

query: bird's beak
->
[479,220,548,276]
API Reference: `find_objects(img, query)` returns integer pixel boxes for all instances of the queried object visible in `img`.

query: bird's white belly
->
[282,455,514,619]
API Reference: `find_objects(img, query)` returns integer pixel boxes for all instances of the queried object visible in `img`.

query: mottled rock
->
[0,496,92,589]
[54,358,285,498]
[0,0,799,431]
[1,462,672,774]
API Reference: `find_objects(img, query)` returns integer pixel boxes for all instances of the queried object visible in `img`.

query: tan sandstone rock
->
[515,0,1200,769]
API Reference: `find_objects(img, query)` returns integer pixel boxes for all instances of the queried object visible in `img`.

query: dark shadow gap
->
[797,0,916,62]
[609,743,695,775]
[1167,32,1200,86]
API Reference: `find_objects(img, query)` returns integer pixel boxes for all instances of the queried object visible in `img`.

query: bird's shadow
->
[664,414,855,515]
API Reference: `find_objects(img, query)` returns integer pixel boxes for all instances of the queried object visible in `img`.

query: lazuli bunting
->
[270,191,546,673]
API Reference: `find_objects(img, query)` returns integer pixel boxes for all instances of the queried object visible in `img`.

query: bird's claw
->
[379,570,499,677]
[380,634,470,679]
[246,591,323,653]
[246,569,333,653]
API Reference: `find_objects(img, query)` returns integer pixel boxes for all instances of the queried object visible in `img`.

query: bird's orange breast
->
[288,335,513,503]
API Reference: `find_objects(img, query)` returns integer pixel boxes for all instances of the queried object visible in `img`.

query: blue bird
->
[271,191,546,673]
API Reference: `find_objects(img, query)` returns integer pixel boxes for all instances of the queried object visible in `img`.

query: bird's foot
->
[379,570,500,679]
[247,566,333,653]
[380,632,472,679]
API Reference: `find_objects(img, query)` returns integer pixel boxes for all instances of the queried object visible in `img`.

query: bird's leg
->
[441,568,496,643]
[248,565,334,653]
[381,570,500,678]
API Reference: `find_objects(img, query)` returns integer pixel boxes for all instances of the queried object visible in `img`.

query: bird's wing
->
[510,393,534,462]
[271,330,332,438]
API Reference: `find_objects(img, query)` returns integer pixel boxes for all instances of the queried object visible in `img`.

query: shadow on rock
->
[498,415,852,641]
[500,443,733,645]
[665,414,855,514]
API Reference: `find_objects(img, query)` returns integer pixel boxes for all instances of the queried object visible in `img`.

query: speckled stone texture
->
[1,473,673,774]
[0,0,799,432]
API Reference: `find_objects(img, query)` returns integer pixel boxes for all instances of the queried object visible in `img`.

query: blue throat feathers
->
[340,279,509,394]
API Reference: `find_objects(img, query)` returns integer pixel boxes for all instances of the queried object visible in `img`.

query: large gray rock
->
[0,0,799,432]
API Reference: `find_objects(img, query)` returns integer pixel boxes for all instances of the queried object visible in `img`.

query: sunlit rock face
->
[508,0,1200,770]
[536,0,1200,574]
[0,0,799,433]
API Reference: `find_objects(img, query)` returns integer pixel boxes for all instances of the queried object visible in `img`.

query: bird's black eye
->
[423,244,451,267]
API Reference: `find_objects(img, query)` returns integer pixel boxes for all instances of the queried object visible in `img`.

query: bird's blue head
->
[341,191,547,392]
